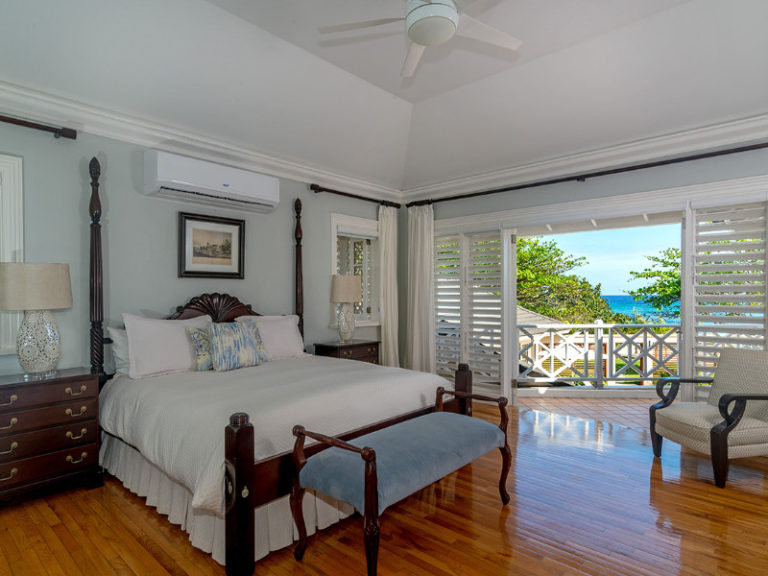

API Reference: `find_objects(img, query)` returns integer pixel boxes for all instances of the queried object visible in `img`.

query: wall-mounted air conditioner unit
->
[143,150,280,213]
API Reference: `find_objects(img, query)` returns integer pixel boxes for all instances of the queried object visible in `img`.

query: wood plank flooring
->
[1,401,768,575]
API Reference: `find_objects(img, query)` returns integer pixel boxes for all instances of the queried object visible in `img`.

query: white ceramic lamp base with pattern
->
[337,302,356,342]
[331,274,362,344]
[0,263,72,376]
[16,309,62,374]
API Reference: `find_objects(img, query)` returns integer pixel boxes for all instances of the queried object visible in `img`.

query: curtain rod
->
[405,141,768,208]
[0,113,77,140]
[310,183,401,209]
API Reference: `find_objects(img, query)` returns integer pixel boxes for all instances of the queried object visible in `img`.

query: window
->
[331,214,379,325]
[434,232,503,384]
[0,155,24,354]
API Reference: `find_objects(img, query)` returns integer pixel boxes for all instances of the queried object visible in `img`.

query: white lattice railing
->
[517,322,680,388]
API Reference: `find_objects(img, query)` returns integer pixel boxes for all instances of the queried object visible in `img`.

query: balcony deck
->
[517,396,652,429]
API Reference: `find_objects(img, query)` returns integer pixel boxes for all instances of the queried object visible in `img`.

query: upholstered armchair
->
[650,348,768,488]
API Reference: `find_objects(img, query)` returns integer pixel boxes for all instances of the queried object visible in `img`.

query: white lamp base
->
[337,302,356,343]
[17,309,61,375]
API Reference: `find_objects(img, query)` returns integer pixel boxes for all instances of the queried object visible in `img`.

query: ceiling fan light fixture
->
[406,0,459,47]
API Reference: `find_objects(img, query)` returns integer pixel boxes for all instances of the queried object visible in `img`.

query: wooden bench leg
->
[362,447,379,576]
[499,442,511,505]
[290,484,308,560]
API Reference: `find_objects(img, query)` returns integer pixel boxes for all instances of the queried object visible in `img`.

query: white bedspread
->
[99,356,450,515]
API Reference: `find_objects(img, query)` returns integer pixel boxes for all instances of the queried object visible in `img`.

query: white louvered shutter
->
[435,235,462,377]
[693,202,767,375]
[434,232,502,383]
[467,234,503,383]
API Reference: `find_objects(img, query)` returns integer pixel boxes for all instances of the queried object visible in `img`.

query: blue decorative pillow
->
[187,326,213,371]
[209,322,268,372]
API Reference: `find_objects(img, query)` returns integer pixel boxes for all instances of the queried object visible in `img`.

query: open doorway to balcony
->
[514,223,681,394]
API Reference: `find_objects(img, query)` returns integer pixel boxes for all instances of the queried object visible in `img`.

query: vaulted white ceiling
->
[1,0,767,201]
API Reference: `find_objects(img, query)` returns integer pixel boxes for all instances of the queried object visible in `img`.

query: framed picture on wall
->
[178,212,245,278]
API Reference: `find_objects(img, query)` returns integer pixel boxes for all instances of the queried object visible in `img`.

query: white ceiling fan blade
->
[401,42,426,78]
[319,17,403,34]
[456,13,522,52]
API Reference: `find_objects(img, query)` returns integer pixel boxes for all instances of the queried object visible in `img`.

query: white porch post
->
[503,230,516,404]
[680,202,696,401]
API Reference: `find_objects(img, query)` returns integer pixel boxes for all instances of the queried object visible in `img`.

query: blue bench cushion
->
[299,411,506,515]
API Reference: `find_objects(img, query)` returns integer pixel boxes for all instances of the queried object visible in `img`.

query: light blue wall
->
[0,124,378,376]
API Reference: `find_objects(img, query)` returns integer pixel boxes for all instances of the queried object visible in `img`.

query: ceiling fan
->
[319,0,522,78]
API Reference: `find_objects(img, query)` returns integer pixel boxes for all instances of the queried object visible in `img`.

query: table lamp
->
[331,274,362,343]
[0,263,73,376]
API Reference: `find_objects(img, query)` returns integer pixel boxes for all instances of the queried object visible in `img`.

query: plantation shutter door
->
[467,233,503,384]
[693,202,768,376]
[435,235,462,377]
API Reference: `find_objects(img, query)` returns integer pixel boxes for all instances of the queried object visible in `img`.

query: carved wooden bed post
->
[294,198,304,337]
[225,413,255,576]
[88,157,105,383]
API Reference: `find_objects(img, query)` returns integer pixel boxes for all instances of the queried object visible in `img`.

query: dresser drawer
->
[0,398,97,436]
[0,420,98,463]
[0,443,98,491]
[0,376,97,413]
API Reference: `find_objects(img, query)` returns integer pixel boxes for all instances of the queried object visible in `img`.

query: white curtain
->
[406,204,436,372]
[378,205,400,367]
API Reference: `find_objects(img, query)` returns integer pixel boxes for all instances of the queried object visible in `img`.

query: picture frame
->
[178,212,245,278]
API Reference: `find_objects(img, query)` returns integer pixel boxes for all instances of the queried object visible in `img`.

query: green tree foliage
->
[517,237,627,323]
[627,247,681,318]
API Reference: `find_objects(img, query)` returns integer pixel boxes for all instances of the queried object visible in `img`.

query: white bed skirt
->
[99,434,354,565]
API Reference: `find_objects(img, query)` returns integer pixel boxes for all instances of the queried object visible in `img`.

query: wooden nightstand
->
[314,340,380,365]
[0,367,101,502]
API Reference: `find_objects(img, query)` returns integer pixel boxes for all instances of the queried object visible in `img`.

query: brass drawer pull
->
[65,385,88,397]
[66,428,88,441]
[0,394,18,407]
[65,406,87,418]
[0,441,18,455]
[0,417,18,431]
[66,452,88,465]
[0,468,17,482]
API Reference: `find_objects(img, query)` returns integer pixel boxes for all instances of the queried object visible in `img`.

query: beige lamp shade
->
[330,274,362,303]
[0,263,73,311]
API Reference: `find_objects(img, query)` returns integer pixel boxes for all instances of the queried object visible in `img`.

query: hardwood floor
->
[1,401,768,575]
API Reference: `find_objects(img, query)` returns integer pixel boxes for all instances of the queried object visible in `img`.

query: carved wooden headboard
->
[167,293,259,322]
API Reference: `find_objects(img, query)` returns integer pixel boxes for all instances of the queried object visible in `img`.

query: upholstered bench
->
[290,387,511,576]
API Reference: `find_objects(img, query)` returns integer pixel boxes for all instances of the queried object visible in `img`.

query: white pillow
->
[122,313,212,379]
[107,327,130,374]
[236,315,305,360]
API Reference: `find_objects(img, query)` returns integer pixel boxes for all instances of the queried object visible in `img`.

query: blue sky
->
[550,223,681,295]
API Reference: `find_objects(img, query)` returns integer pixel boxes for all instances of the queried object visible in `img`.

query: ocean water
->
[602,295,680,323]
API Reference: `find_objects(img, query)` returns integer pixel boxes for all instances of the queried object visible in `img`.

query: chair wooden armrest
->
[653,378,713,409]
[652,380,680,409]
[716,393,768,427]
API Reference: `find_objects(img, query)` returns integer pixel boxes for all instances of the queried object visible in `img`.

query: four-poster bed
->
[87,157,472,575]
